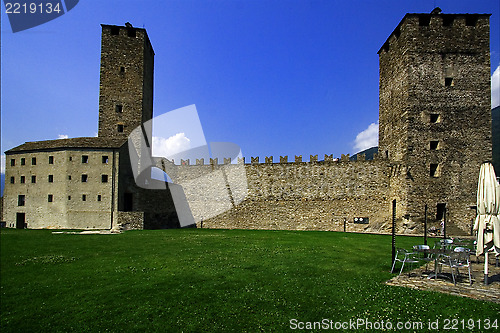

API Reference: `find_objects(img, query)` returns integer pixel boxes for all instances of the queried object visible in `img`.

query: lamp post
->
[391,199,396,271]
[424,204,428,246]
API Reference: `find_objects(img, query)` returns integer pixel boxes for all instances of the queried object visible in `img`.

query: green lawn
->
[1,229,498,332]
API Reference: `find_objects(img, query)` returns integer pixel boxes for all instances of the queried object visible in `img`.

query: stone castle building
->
[2,10,493,234]
[2,24,183,230]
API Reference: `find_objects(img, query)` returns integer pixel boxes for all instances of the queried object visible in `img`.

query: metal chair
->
[391,248,420,276]
[439,239,454,249]
[413,244,434,271]
[438,247,472,285]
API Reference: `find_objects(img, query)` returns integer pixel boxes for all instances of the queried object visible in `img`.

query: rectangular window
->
[21,158,25,165]
[32,157,36,165]
[116,104,123,113]
[31,175,36,183]
[97,195,102,202]
[430,141,439,150]
[10,159,15,166]
[10,176,15,184]
[117,124,124,133]
[102,156,109,164]
[20,176,25,184]
[430,163,439,177]
[68,196,71,200]
[430,114,440,123]
[101,175,109,183]
[110,26,119,35]
[68,175,72,180]
[18,195,25,206]
[445,77,454,86]
[127,28,136,37]
[81,174,88,183]
[48,194,53,202]
[48,175,54,183]
[82,194,87,201]
[69,156,73,161]
[120,66,125,73]
[49,156,54,164]
[82,155,89,163]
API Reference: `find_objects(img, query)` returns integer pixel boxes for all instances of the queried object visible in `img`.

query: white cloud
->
[1,155,5,174]
[492,64,500,109]
[58,134,69,139]
[353,122,379,153]
[152,133,191,158]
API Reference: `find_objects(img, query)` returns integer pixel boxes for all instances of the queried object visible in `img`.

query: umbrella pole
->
[484,250,489,285]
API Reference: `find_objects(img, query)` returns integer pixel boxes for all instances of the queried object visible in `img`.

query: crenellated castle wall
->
[158,153,402,232]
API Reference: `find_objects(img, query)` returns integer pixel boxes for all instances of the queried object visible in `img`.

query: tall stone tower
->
[98,24,154,138]
[378,10,492,233]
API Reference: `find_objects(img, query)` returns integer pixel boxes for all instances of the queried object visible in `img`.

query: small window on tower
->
[116,104,123,113]
[120,66,125,73]
[82,155,89,163]
[445,77,454,86]
[110,27,119,35]
[430,164,440,177]
[101,175,109,183]
[430,114,440,123]
[32,157,36,165]
[31,175,36,183]
[18,195,25,206]
[21,158,25,165]
[49,156,54,164]
[430,141,439,150]
[82,194,87,201]
[10,159,15,166]
[97,195,102,202]
[48,175,54,183]
[117,124,124,133]
[102,156,109,164]
[81,174,88,183]
[48,194,53,202]
[20,176,25,184]
[10,176,15,184]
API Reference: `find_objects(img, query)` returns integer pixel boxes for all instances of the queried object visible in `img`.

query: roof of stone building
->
[5,137,126,153]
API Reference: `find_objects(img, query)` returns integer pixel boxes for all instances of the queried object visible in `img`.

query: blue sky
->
[1,0,499,178]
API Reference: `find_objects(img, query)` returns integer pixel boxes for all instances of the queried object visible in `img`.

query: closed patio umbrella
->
[473,162,500,285]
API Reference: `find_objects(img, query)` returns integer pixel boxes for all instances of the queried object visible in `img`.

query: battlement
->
[160,152,385,166]
[378,10,490,54]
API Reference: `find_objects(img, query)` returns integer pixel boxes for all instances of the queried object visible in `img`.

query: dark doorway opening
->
[124,193,133,212]
[16,213,26,229]
[436,203,446,220]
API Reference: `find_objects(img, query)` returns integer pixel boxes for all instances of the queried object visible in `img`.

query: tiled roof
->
[5,137,126,153]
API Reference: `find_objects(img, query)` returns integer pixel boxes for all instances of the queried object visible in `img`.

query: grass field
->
[1,229,498,332]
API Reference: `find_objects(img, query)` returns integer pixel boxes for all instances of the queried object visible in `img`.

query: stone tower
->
[378,10,492,232]
[98,24,154,138]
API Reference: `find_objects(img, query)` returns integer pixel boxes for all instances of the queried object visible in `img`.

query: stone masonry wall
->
[165,155,393,232]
